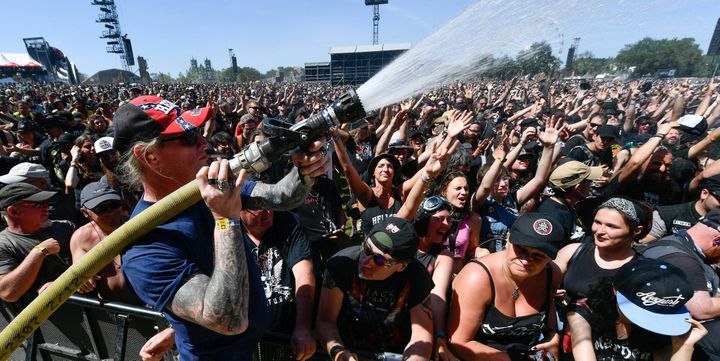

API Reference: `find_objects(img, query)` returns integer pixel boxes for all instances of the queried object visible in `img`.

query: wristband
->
[330,345,347,361]
[435,330,448,340]
[494,156,505,162]
[215,218,243,230]
[706,92,713,97]
[34,245,49,257]
[652,133,667,140]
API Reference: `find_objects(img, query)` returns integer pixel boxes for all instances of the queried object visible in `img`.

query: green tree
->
[615,37,703,77]
[571,51,614,75]
[516,42,561,76]
[151,72,174,83]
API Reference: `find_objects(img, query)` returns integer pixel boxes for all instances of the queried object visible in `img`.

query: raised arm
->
[331,130,373,206]
[617,120,676,184]
[516,119,562,205]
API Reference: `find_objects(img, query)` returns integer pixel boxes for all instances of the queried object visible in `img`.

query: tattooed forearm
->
[170,227,249,335]
[245,168,311,211]
[321,269,337,289]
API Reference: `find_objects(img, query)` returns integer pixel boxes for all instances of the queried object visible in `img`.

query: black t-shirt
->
[292,177,343,243]
[567,144,613,168]
[247,211,312,333]
[657,201,700,236]
[326,246,434,353]
[602,177,674,208]
[561,134,589,155]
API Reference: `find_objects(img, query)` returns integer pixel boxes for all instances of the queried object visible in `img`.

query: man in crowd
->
[639,209,720,358]
[0,183,76,305]
[116,95,329,360]
[567,125,617,168]
[70,181,135,303]
[239,208,316,360]
[316,216,434,361]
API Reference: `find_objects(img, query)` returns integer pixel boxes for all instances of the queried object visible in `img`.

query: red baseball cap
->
[113,95,212,154]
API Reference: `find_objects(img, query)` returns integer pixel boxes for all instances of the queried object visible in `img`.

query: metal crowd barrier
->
[0,295,403,361]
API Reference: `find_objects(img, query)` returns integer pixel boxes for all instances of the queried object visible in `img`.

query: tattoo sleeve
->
[170,226,250,334]
[245,167,311,211]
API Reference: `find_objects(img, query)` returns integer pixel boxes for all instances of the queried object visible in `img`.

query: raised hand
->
[446,110,473,138]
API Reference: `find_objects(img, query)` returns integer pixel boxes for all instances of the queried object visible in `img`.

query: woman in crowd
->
[432,170,483,273]
[413,195,458,361]
[563,258,707,361]
[555,197,650,303]
[65,134,103,210]
[472,122,560,254]
[448,213,563,360]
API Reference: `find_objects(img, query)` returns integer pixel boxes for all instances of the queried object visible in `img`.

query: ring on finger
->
[217,180,229,190]
[208,178,219,186]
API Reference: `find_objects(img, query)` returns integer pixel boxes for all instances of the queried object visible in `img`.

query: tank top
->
[443,213,472,259]
[472,260,551,350]
[563,243,637,301]
[360,191,402,236]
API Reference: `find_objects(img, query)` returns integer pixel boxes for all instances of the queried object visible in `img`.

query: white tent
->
[0,53,43,68]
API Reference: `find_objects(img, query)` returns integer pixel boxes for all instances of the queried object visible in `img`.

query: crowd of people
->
[0,75,719,361]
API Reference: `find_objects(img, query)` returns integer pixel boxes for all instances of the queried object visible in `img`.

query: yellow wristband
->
[34,245,49,257]
[215,218,243,230]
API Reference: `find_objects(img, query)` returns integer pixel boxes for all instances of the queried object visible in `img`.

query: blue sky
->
[1,0,717,77]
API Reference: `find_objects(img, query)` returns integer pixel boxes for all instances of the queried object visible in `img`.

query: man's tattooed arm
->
[245,167,312,211]
[169,227,250,335]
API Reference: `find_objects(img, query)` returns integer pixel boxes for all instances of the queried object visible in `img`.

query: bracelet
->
[653,133,667,139]
[706,92,713,97]
[435,330,448,340]
[494,156,505,162]
[34,245,49,257]
[215,218,243,230]
[70,162,77,167]
[330,345,347,361]
[420,171,434,184]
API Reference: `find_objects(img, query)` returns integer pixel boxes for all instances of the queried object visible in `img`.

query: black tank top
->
[472,260,551,350]
[563,243,637,301]
[360,191,402,236]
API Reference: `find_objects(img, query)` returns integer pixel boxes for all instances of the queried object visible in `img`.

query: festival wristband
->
[330,345,347,361]
[34,245,49,257]
[215,218,243,230]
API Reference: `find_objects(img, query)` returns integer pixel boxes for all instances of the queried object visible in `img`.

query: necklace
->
[501,262,520,301]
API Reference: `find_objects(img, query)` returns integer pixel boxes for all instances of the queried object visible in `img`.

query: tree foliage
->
[615,37,703,77]
[571,51,614,75]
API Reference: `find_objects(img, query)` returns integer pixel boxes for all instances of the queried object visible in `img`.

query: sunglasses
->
[249,106,260,110]
[422,195,451,213]
[589,123,603,128]
[91,200,122,214]
[159,128,202,147]
[362,240,396,269]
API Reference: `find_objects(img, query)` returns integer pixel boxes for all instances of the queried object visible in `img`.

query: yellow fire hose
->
[0,180,202,360]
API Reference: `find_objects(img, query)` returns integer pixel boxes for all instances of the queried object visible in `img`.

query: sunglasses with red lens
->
[159,128,202,147]
[362,240,396,269]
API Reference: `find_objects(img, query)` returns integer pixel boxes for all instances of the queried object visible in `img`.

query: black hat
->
[57,133,76,145]
[0,183,56,210]
[16,120,37,133]
[508,213,564,258]
[366,153,402,185]
[42,115,64,130]
[408,130,425,140]
[639,81,653,93]
[369,216,420,263]
[699,175,720,195]
[519,118,540,129]
[596,125,618,139]
[349,119,369,131]
[699,208,720,231]
[80,181,121,209]
[614,258,692,336]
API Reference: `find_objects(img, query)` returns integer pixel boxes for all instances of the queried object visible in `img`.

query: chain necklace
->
[501,261,520,301]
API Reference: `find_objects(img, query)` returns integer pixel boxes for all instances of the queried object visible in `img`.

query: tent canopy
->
[0,53,43,68]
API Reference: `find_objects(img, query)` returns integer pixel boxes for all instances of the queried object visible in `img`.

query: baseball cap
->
[614,258,692,336]
[698,208,720,231]
[94,136,114,154]
[0,183,56,210]
[16,120,37,133]
[388,140,413,151]
[508,213,564,258]
[0,162,50,184]
[112,95,212,154]
[596,125,618,139]
[549,160,603,190]
[368,216,420,263]
[80,181,121,210]
[699,175,720,195]
[677,114,707,136]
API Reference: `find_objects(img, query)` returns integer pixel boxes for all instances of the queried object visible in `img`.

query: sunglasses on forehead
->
[90,200,122,214]
[159,128,202,146]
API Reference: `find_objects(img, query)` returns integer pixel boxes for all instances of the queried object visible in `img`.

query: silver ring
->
[217,180,230,190]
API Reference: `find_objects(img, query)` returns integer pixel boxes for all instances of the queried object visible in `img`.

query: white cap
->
[94,136,114,154]
[0,162,50,184]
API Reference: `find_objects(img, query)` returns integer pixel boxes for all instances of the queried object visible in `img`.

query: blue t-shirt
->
[122,181,269,361]
[480,193,519,252]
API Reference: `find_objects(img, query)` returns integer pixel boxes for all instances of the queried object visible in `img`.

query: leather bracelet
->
[330,345,347,361]
[652,133,667,139]
[215,218,243,230]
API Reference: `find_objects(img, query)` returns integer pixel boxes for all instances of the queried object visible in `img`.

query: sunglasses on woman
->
[362,240,396,269]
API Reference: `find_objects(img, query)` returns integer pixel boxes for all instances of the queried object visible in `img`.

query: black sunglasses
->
[91,200,122,214]
[362,240,396,269]
[159,128,202,146]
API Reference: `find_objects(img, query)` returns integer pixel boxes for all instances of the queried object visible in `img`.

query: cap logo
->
[636,291,684,307]
[190,108,203,116]
[533,219,553,235]
[138,100,181,116]
[385,223,400,234]
[98,139,111,149]
[174,116,196,131]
